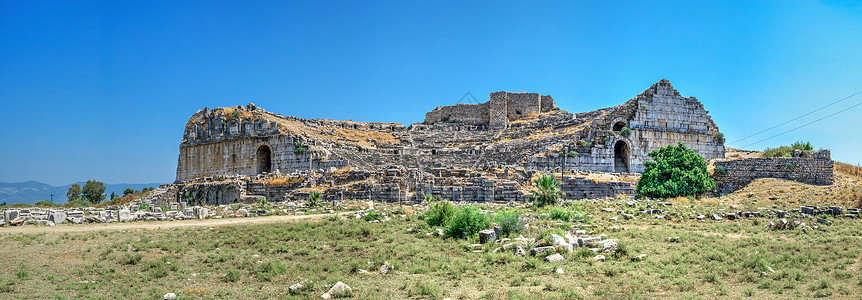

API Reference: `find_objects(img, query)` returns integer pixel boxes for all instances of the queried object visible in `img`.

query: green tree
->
[66,183,82,202]
[530,174,565,207]
[636,142,715,198]
[82,180,106,205]
[123,188,135,196]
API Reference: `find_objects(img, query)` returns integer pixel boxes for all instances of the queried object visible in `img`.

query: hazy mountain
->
[0,181,163,205]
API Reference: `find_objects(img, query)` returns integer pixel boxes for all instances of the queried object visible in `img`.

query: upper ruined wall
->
[424,91,557,126]
[424,103,490,125]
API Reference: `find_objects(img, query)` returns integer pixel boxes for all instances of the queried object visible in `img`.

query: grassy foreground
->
[1,200,861,299]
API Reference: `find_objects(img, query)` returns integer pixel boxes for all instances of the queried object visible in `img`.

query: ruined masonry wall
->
[489,92,509,128]
[176,135,347,182]
[541,95,557,112]
[561,176,636,200]
[424,103,490,125]
[713,151,833,195]
[505,92,541,120]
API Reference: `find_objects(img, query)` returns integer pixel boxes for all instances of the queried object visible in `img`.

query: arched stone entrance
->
[256,145,272,174]
[614,140,629,173]
[612,121,627,132]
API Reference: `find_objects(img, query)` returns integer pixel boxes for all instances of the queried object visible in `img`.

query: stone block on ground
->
[479,229,496,244]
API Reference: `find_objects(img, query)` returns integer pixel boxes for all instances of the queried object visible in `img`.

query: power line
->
[740,99,862,149]
[729,89,862,145]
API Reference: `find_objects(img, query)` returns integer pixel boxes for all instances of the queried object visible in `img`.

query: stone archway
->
[614,140,629,173]
[256,145,272,174]
[613,121,627,132]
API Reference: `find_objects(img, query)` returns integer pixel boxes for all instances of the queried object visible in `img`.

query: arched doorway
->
[613,121,627,132]
[256,145,272,174]
[614,140,629,173]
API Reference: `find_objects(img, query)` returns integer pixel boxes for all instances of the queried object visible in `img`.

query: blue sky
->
[1,0,861,185]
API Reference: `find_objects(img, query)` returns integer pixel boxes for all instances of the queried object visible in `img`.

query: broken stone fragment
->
[544,253,565,263]
[321,281,352,299]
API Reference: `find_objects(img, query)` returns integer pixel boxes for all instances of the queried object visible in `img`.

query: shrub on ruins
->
[620,126,632,137]
[123,188,135,196]
[714,165,728,176]
[82,180,106,204]
[444,205,490,239]
[66,183,82,202]
[530,174,564,207]
[425,199,455,227]
[714,132,725,143]
[307,191,321,207]
[762,141,813,158]
[363,210,384,222]
[495,210,523,237]
[293,141,307,154]
[636,142,715,198]
[34,200,58,207]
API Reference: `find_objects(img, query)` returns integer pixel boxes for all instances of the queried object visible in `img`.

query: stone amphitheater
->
[153,79,830,205]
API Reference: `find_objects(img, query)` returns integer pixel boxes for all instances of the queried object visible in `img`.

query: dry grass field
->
[1,189,861,299]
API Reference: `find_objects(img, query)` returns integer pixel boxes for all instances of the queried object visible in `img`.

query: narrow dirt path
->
[0,212,348,234]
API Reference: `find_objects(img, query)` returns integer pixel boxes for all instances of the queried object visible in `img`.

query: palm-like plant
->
[307,191,321,207]
[531,174,564,207]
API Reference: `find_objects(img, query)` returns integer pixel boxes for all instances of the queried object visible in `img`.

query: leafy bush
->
[714,165,728,176]
[495,210,523,237]
[579,140,592,148]
[123,188,135,196]
[620,126,631,137]
[139,203,149,211]
[444,205,490,238]
[363,210,384,221]
[636,142,715,198]
[568,151,578,158]
[425,200,455,227]
[530,174,564,207]
[785,162,796,170]
[763,141,813,157]
[714,132,725,143]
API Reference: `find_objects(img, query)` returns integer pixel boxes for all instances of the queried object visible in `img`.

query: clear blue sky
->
[2,0,861,186]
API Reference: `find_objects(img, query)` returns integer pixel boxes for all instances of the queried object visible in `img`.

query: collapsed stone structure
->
[713,150,834,195]
[170,79,728,203]
[177,79,724,181]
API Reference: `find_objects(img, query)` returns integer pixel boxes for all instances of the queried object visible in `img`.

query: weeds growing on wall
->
[763,141,813,157]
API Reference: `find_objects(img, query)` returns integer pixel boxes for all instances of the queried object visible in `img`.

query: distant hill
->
[0,181,164,205]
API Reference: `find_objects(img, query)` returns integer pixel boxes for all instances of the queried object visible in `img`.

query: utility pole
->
[49,194,54,203]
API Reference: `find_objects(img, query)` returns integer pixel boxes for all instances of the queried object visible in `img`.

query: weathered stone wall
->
[489,92,509,128]
[561,176,636,200]
[713,150,833,195]
[505,92,542,120]
[541,95,557,112]
[424,103,490,125]
[425,91,555,128]
[625,80,724,172]
[176,134,348,182]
